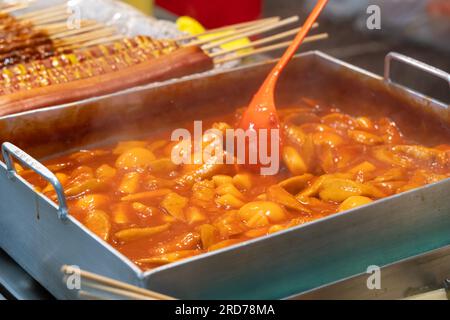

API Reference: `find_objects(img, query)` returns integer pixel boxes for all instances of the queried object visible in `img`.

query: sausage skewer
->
[0,45,214,116]
[0,37,180,92]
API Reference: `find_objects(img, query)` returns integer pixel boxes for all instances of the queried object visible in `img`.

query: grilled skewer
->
[0,45,213,116]
[0,37,180,93]
[0,10,120,68]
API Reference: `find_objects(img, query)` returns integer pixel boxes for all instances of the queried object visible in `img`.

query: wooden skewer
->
[214,33,328,64]
[202,16,300,50]
[78,290,107,300]
[38,22,72,32]
[22,12,70,25]
[0,19,99,37]
[56,32,118,50]
[66,27,118,41]
[19,5,67,22]
[21,12,68,26]
[68,34,124,49]
[61,265,175,300]
[0,2,29,14]
[17,3,67,19]
[51,24,110,39]
[39,20,97,33]
[43,20,97,29]
[175,16,280,41]
[81,281,155,300]
[22,14,71,26]
[57,27,118,47]
[186,16,294,48]
[44,23,102,37]
[210,24,318,58]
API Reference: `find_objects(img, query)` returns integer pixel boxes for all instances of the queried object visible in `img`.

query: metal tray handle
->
[384,52,450,92]
[1,142,68,221]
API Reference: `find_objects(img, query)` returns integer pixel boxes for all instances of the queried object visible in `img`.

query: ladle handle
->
[260,0,329,93]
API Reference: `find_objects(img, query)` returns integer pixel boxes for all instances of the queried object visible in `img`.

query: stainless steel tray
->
[0,51,449,299]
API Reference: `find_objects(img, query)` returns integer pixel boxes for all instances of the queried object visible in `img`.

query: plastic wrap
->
[10,0,183,39]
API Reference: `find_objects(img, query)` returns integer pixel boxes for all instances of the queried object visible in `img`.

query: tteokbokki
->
[18,100,450,270]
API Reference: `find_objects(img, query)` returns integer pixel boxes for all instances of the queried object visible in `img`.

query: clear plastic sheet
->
[8,0,183,39]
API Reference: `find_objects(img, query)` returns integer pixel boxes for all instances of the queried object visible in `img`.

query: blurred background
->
[122,0,449,102]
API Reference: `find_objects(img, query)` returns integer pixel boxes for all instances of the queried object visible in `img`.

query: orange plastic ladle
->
[238,0,329,164]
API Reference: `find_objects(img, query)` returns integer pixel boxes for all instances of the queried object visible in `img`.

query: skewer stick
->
[78,290,107,300]
[186,16,296,47]
[61,265,175,300]
[19,5,67,22]
[44,23,102,37]
[24,14,71,26]
[81,281,155,300]
[214,33,328,64]
[69,34,124,49]
[0,2,29,14]
[210,24,318,58]
[175,16,280,41]
[202,16,300,50]
[22,12,70,25]
[57,27,118,46]
[39,20,97,33]
[0,20,96,36]
[58,27,117,45]
[37,22,71,31]
[51,24,109,39]
[17,3,67,19]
